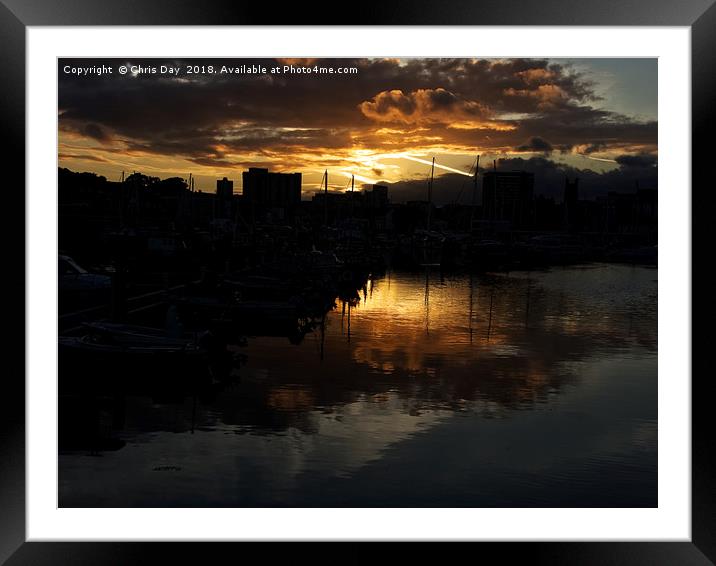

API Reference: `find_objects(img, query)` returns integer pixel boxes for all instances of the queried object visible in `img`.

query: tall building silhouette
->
[215,177,234,219]
[242,168,301,207]
[364,184,389,209]
[482,170,534,229]
[216,177,234,199]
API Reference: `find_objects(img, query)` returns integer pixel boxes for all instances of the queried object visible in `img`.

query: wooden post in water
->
[525,274,532,329]
[469,273,474,344]
[340,299,346,335]
[424,268,430,335]
[320,313,326,361]
[347,302,351,342]
[487,281,495,342]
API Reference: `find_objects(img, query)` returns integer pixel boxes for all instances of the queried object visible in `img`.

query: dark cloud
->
[386,173,472,205]
[386,156,657,205]
[615,153,658,168]
[58,57,657,173]
[516,136,554,153]
[82,123,110,142]
[494,156,657,200]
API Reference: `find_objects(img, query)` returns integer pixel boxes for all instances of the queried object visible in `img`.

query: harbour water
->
[59,263,657,507]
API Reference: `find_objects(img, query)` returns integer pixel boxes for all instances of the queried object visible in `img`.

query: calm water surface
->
[59,263,657,507]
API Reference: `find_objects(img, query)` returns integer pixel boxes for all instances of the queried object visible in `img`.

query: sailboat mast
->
[492,159,498,225]
[323,169,328,226]
[470,154,480,230]
[118,171,125,228]
[427,157,435,231]
[350,173,355,218]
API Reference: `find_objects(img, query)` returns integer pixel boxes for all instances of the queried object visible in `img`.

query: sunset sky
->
[58,58,657,201]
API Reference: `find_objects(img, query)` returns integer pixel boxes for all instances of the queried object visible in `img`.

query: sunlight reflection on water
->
[59,263,657,507]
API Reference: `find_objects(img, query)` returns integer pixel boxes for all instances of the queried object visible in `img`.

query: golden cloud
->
[359,88,490,125]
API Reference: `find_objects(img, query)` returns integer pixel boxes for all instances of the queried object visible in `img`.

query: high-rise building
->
[215,177,234,219]
[216,177,234,200]
[482,170,534,229]
[363,184,389,209]
[242,168,301,207]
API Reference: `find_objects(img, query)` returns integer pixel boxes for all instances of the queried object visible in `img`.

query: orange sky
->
[58,58,657,196]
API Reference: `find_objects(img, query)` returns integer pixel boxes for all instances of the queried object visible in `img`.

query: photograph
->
[56,56,658,508]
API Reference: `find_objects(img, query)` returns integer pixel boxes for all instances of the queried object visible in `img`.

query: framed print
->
[1,1,713,564]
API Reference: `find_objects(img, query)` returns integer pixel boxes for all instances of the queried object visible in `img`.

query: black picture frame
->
[1,1,711,564]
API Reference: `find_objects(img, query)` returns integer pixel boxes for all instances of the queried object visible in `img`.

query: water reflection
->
[59,264,657,507]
